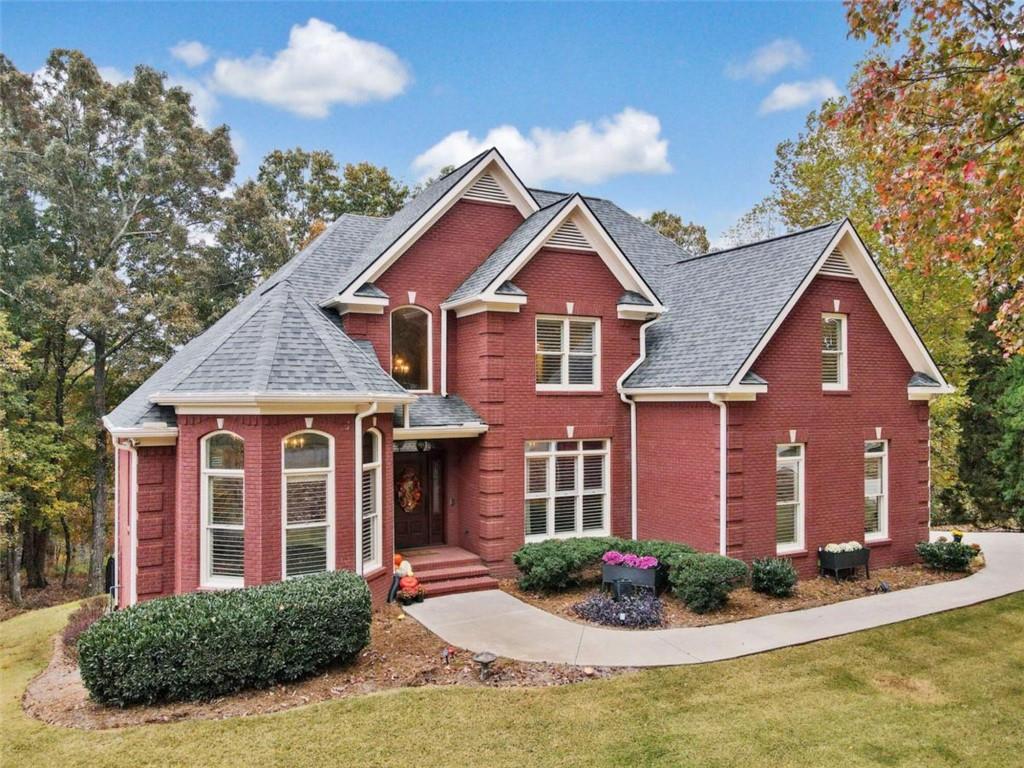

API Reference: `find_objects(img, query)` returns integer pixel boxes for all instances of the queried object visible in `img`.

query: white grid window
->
[865,440,888,540]
[776,444,805,553]
[524,440,609,540]
[535,316,600,391]
[282,432,334,578]
[822,313,847,389]
[201,432,245,588]
[361,429,382,572]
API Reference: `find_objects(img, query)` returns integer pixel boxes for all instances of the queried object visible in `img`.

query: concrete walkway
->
[404,532,1024,667]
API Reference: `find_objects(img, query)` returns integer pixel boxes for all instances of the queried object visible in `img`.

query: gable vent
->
[819,249,855,278]
[546,219,593,251]
[463,172,512,204]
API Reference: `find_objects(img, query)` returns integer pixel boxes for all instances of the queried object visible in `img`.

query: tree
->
[841,0,1024,355]
[1,51,236,593]
[720,200,785,247]
[643,211,709,256]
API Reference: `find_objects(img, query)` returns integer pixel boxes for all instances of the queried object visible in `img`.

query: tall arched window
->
[391,306,430,391]
[361,429,382,572]
[282,431,334,578]
[201,432,245,588]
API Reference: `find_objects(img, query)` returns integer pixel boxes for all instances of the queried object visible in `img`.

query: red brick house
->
[104,149,950,608]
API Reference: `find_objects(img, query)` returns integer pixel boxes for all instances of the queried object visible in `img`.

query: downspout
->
[440,308,448,397]
[354,401,379,574]
[709,395,728,556]
[112,436,119,608]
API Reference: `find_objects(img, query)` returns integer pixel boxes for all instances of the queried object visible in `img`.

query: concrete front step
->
[403,545,500,598]
[417,564,492,584]
[421,575,499,597]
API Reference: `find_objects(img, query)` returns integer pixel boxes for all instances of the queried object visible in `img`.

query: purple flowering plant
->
[602,550,659,570]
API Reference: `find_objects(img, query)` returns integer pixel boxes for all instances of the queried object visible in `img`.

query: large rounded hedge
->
[77,571,371,707]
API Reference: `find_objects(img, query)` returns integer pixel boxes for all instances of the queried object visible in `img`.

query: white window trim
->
[535,315,601,392]
[361,428,383,573]
[280,430,336,580]
[390,305,433,394]
[864,440,889,541]
[200,430,245,589]
[822,312,848,391]
[776,443,806,554]
[524,440,610,542]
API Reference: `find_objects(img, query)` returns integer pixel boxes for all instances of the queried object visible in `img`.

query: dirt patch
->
[503,563,976,629]
[872,674,948,704]
[24,603,626,730]
[1,574,90,621]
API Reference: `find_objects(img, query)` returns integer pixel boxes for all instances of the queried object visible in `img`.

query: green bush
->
[512,537,695,592]
[916,540,977,572]
[669,553,749,613]
[77,571,371,706]
[751,557,798,597]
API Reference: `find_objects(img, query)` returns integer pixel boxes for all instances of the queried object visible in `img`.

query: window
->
[391,306,430,391]
[201,432,245,587]
[864,440,888,540]
[361,429,382,572]
[535,316,599,390]
[821,313,847,389]
[524,440,608,540]
[282,431,334,578]
[776,444,804,553]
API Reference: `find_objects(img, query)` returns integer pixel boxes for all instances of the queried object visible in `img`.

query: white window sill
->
[525,530,609,544]
[200,578,244,591]
[776,544,806,556]
[864,533,890,545]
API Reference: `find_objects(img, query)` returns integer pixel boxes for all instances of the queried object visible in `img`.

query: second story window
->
[391,306,430,391]
[535,316,599,391]
[821,313,847,389]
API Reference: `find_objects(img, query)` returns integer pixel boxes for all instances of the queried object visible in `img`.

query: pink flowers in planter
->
[602,551,659,570]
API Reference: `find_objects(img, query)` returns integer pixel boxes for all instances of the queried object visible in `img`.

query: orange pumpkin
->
[399,576,419,591]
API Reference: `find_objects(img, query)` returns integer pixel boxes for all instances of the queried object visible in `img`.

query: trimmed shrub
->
[751,557,798,598]
[916,540,976,572]
[77,571,370,706]
[669,553,748,613]
[572,592,663,628]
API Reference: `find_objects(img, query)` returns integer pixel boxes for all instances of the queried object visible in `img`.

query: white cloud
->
[412,108,671,186]
[759,78,841,114]
[97,66,129,84]
[170,40,211,68]
[210,18,410,118]
[726,39,809,82]
[167,76,218,127]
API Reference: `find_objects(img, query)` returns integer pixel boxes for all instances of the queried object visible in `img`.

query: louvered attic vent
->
[820,249,855,278]
[546,219,593,251]
[463,172,512,204]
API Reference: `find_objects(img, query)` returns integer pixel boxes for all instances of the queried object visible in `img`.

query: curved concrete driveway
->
[404,532,1024,667]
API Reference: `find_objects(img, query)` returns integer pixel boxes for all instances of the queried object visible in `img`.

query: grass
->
[2,595,1023,768]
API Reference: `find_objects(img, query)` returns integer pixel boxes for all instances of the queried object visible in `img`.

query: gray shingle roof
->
[624,221,845,389]
[619,290,652,306]
[909,372,941,387]
[395,395,485,428]
[355,282,388,299]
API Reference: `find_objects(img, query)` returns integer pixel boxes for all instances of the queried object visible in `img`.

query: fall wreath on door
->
[397,465,423,512]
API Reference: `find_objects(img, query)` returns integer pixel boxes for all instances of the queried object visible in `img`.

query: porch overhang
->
[393,423,489,440]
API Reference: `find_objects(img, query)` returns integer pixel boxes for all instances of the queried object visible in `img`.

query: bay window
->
[201,432,245,588]
[361,429,382,572]
[282,431,334,578]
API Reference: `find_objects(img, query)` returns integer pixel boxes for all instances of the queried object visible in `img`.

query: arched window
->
[361,429,382,572]
[201,432,245,588]
[391,306,431,391]
[282,431,334,578]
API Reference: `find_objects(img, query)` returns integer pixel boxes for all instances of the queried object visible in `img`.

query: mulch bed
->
[502,562,977,629]
[24,603,625,731]
[1,574,91,622]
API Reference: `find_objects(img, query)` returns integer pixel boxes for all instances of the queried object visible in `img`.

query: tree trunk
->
[87,331,109,596]
[23,525,49,588]
[61,515,73,588]
[5,521,23,606]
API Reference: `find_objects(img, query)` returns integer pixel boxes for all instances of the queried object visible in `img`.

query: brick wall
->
[133,446,177,603]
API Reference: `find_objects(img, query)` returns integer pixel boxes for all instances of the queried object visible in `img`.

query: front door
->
[394,450,445,549]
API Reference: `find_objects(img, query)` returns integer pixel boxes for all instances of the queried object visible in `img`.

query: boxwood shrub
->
[77,571,371,707]
[669,553,749,613]
[751,557,798,598]
[916,540,976,572]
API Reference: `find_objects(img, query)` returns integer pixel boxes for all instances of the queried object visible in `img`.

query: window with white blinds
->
[282,432,334,578]
[361,430,382,572]
[776,444,805,553]
[535,316,599,390]
[202,432,245,587]
[822,313,847,389]
[524,440,608,540]
[864,440,888,540]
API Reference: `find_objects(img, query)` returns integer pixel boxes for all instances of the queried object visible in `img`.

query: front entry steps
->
[402,545,498,597]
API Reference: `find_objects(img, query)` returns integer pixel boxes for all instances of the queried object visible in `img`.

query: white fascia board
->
[621,385,766,402]
[909,385,954,400]
[331,297,388,315]
[321,151,539,309]
[730,221,949,389]
[150,391,416,412]
[617,305,659,321]
[393,423,489,440]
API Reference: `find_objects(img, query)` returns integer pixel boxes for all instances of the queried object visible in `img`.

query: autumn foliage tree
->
[643,211,710,256]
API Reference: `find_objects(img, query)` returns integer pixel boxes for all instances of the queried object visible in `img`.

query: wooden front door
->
[394,450,445,549]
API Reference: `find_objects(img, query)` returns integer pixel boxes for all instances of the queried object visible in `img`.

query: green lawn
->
[2,595,1023,768]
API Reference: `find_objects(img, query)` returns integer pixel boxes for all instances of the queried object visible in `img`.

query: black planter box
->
[818,547,870,580]
[601,563,665,596]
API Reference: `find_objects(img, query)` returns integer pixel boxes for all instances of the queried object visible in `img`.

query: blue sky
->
[2,2,869,241]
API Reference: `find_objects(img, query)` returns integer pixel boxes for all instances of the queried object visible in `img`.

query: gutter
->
[354,401,379,575]
[709,394,728,556]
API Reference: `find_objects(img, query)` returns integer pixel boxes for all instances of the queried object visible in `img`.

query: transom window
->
[821,313,847,389]
[524,440,608,540]
[776,444,805,553]
[864,440,888,540]
[201,432,245,588]
[282,431,334,578]
[535,316,599,390]
[361,429,382,572]
[391,306,430,391]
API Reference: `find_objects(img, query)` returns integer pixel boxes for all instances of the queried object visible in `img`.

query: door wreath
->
[397,465,423,512]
